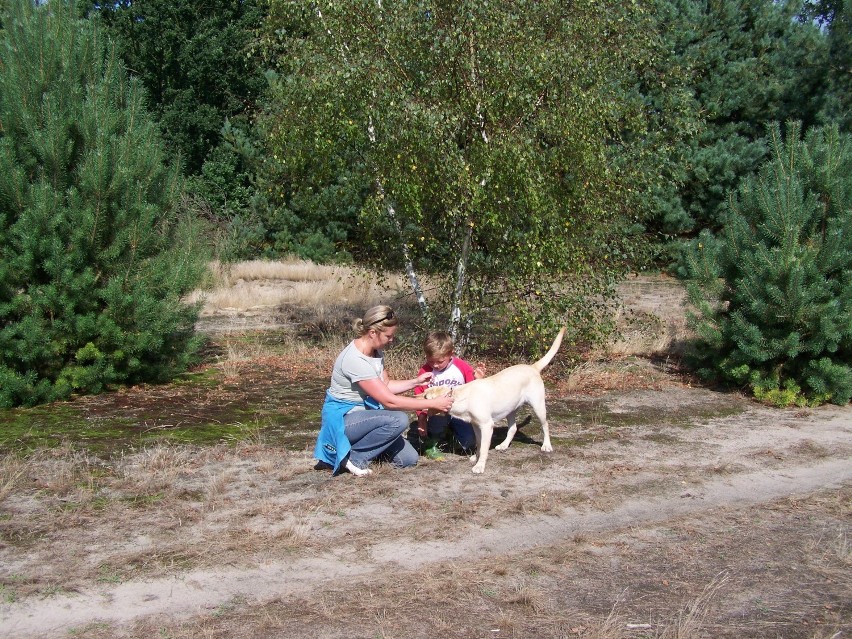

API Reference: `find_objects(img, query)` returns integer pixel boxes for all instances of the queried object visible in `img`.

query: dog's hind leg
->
[469,425,482,464]
[528,395,553,453]
[494,409,519,451]
[471,421,495,474]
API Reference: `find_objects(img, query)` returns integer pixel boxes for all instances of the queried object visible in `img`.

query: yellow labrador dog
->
[421,328,565,474]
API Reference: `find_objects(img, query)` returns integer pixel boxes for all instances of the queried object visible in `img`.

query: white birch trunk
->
[449,221,472,341]
[449,33,489,341]
[368,118,431,322]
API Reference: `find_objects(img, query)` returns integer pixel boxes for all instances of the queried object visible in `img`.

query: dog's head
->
[416,386,452,415]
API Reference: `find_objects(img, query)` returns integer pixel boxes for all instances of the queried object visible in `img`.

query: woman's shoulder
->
[340,340,381,360]
[338,341,383,377]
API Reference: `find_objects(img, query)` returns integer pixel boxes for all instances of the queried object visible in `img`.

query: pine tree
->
[649,0,830,251]
[88,0,267,176]
[819,1,851,132]
[683,122,852,406]
[0,0,208,407]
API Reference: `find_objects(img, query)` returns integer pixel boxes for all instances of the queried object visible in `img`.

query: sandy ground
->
[1,276,850,638]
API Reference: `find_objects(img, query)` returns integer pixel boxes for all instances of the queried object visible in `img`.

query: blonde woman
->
[313,305,454,476]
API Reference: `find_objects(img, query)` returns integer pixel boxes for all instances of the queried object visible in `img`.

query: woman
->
[314,305,454,476]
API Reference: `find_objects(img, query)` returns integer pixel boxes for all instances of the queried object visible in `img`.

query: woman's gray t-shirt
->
[328,341,384,403]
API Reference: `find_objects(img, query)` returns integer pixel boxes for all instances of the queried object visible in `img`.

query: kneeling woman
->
[314,305,454,476]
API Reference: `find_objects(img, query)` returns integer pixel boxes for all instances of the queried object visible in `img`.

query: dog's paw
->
[495,442,509,451]
[541,443,553,453]
[471,463,486,474]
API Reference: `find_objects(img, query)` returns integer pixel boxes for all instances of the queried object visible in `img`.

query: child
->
[412,331,485,459]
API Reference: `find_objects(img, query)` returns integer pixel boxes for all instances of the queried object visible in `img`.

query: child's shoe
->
[423,438,445,461]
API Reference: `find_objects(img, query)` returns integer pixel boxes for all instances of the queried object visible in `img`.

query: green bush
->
[682,122,851,406]
[0,0,208,407]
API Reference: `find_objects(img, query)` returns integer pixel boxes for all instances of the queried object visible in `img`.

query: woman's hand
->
[416,371,433,385]
[430,395,454,414]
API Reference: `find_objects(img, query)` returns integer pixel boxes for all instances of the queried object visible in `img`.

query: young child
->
[412,331,485,459]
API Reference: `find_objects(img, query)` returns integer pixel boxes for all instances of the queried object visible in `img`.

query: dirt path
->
[2,275,850,638]
[2,384,850,638]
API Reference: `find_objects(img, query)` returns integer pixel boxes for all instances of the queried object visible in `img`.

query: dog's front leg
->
[471,421,494,474]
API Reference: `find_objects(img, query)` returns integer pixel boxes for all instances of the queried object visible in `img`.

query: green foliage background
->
[0,0,849,405]
[250,0,695,354]
[89,0,267,176]
[648,0,831,258]
[0,0,208,407]
[682,123,851,405]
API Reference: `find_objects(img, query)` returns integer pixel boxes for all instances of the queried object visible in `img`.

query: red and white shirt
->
[413,357,476,415]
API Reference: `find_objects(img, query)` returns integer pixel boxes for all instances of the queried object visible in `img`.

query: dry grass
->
[115,548,739,639]
[606,275,695,358]
[187,258,409,315]
[3,424,849,638]
[5,265,849,639]
[0,453,27,504]
[24,445,102,497]
[0,441,327,598]
[192,259,430,377]
[114,443,197,495]
[575,578,729,639]
[190,260,696,394]
[561,357,678,394]
[224,258,344,283]
[215,335,267,377]
[657,573,729,639]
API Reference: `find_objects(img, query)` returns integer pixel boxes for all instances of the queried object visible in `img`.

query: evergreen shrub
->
[0,0,208,407]
[682,122,851,406]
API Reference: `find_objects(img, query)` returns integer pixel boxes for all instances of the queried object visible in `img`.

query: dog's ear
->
[421,387,450,400]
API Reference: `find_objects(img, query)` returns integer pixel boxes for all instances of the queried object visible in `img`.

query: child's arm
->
[456,357,484,383]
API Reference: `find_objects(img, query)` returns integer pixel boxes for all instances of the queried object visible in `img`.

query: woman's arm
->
[358,376,453,413]
[412,365,432,397]
[386,370,431,395]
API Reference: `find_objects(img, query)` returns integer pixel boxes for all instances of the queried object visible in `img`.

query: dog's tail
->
[533,327,567,372]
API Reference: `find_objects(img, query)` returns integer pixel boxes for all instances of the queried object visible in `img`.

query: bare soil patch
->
[1,275,850,639]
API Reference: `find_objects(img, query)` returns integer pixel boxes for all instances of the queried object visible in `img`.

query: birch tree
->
[255,0,680,355]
